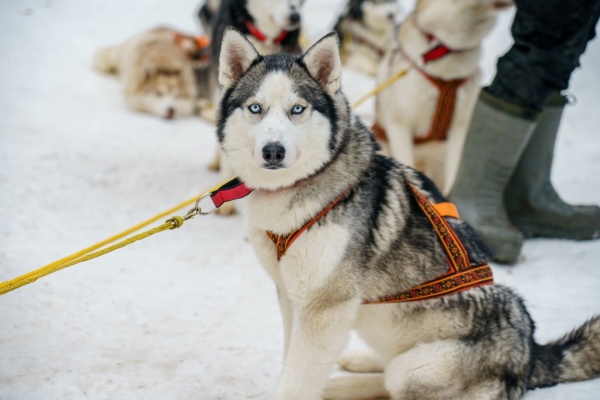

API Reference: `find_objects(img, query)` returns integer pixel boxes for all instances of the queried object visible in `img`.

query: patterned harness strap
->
[363,184,494,304]
[266,190,348,261]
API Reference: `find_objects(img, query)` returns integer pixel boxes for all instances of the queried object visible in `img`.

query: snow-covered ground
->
[1,1,599,399]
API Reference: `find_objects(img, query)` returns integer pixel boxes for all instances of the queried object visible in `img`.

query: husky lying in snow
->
[208,0,305,214]
[374,0,512,194]
[93,26,211,119]
[215,27,600,399]
[334,0,401,76]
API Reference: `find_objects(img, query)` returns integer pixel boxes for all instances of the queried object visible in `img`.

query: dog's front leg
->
[276,285,293,359]
[275,286,361,400]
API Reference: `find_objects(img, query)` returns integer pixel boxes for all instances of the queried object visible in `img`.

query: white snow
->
[1,1,599,399]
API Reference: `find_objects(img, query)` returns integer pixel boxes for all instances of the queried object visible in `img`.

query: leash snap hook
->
[184,192,217,220]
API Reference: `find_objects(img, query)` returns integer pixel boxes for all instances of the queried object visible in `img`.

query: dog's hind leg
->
[384,340,508,400]
[323,373,388,400]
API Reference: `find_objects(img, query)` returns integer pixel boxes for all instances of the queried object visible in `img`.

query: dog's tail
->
[92,45,120,74]
[528,315,600,389]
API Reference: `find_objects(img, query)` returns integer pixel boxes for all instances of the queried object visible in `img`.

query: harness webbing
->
[372,34,467,145]
[266,189,349,260]
[414,72,466,143]
[363,184,494,304]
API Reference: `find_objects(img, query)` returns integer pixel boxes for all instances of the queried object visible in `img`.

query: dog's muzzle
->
[262,142,286,169]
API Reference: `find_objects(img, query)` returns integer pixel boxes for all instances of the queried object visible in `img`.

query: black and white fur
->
[207,0,305,214]
[216,28,600,399]
[334,0,401,76]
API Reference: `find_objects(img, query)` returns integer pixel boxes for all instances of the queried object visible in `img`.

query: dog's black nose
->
[262,143,286,166]
[289,12,301,24]
[165,107,175,120]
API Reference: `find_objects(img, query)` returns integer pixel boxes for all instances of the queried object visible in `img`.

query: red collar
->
[245,20,288,44]
[208,177,253,209]
[422,33,454,63]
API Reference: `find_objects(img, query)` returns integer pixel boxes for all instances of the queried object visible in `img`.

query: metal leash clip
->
[183,192,217,221]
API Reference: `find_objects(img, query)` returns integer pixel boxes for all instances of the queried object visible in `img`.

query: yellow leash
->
[1,67,410,297]
[0,178,235,296]
[351,67,410,109]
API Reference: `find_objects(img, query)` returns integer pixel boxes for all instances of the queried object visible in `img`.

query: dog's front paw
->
[324,373,388,400]
[215,201,237,216]
[337,349,384,373]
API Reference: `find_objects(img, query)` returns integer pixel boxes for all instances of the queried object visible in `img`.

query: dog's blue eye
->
[248,104,262,114]
[291,105,305,115]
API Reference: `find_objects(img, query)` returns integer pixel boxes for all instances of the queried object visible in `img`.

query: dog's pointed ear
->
[219,27,259,90]
[301,33,342,96]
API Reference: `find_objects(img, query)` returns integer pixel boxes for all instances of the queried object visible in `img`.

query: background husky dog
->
[334,0,402,76]
[93,27,209,120]
[208,0,305,214]
[216,27,600,399]
[374,0,513,194]
[197,0,222,34]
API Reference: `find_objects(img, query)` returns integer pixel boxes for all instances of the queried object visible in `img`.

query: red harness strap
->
[266,190,348,261]
[363,184,494,304]
[245,20,288,44]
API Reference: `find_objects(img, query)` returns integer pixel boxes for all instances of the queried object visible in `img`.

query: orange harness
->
[173,32,210,62]
[373,34,467,144]
[266,184,494,303]
[363,185,493,304]
[266,190,348,261]
[413,71,466,144]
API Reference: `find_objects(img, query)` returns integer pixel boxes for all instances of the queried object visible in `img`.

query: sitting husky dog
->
[216,28,600,399]
[334,0,401,76]
[93,27,210,119]
[208,0,305,214]
[374,0,512,194]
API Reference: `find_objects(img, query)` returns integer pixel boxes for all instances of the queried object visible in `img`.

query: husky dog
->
[197,0,222,34]
[334,0,401,76]
[374,0,513,194]
[208,0,305,214]
[93,27,211,120]
[216,28,600,399]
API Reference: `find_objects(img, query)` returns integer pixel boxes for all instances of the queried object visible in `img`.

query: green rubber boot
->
[505,94,600,240]
[449,90,537,264]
